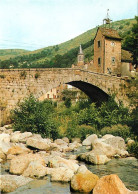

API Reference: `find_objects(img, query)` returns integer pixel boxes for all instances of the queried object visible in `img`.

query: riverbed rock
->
[7,145,30,155]
[0,140,11,154]
[127,139,135,146]
[62,137,69,143]
[10,154,30,175]
[92,139,116,157]
[54,138,67,145]
[103,136,126,151]
[88,153,110,164]
[10,153,45,175]
[0,174,32,193]
[18,132,33,143]
[93,174,138,194]
[48,156,79,173]
[102,134,115,140]
[71,165,99,193]
[71,138,81,143]
[82,134,98,146]
[0,149,6,162]
[69,142,82,151]
[51,167,74,182]
[23,160,47,178]
[78,151,110,165]
[10,131,21,143]
[26,137,51,150]
[0,133,10,143]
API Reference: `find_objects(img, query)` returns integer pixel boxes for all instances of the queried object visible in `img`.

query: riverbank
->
[0,125,138,193]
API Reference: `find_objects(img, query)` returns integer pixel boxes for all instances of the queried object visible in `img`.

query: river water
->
[2,146,138,194]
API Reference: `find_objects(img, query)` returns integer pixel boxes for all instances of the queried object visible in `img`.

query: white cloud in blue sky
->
[0,0,137,50]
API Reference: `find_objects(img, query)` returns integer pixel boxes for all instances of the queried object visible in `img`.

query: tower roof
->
[78,45,83,54]
[94,27,122,40]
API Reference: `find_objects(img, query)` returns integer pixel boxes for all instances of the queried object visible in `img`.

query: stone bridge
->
[0,68,128,125]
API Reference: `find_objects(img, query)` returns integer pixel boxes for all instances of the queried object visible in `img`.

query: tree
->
[123,16,138,66]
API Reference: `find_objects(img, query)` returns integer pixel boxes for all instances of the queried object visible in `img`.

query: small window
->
[98,41,101,48]
[98,57,101,65]
[112,57,115,64]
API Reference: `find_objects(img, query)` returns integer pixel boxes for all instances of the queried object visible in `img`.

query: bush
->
[127,142,138,158]
[64,98,71,108]
[11,95,60,140]
[100,124,131,139]
[78,125,97,141]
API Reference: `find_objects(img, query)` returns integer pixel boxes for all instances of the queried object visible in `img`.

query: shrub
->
[11,95,60,140]
[78,125,97,141]
[64,98,71,108]
[127,141,138,158]
[100,124,131,139]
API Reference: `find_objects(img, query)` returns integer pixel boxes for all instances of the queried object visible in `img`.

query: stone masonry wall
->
[0,68,129,126]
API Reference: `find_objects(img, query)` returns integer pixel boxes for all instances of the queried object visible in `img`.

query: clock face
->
[111,42,115,46]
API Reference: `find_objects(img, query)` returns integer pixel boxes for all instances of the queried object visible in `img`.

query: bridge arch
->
[0,68,128,125]
[67,81,109,104]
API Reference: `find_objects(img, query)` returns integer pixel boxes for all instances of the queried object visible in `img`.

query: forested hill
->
[0,49,29,61]
[0,18,136,69]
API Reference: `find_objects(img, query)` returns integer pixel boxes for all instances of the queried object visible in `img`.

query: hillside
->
[0,18,136,68]
[0,49,29,61]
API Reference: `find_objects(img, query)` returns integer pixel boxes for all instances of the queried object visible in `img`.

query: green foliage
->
[127,141,138,158]
[122,16,138,65]
[100,124,131,140]
[11,95,60,140]
[64,98,71,108]
[78,125,97,141]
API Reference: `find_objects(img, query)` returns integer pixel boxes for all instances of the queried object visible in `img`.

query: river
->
[1,146,138,194]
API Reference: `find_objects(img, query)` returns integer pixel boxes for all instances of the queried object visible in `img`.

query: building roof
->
[94,27,122,40]
[121,49,133,62]
[78,45,83,55]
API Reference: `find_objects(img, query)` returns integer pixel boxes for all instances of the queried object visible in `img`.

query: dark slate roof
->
[121,49,133,62]
[95,27,122,40]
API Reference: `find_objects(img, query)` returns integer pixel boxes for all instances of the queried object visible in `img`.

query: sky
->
[0,0,137,51]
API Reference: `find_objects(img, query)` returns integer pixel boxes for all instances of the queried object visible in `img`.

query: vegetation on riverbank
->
[11,95,137,142]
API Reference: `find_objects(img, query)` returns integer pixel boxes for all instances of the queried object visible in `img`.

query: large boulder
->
[82,134,98,146]
[54,139,67,145]
[92,139,117,157]
[0,175,32,193]
[93,174,138,194]
[71,165,99,193]
[87,153,110,164]
[10,131,21,143]
[18,132,32,143]
[103,136,126,151]
[0,133,10,143]
[62,137,69,143]
[10,153,45,175]
[78,151,110,165]
[23,160,47,178]
[0,140,11,154]
[48,156,79,173]
[50,167,74,182]
[26,137,51,150]
[10,154,30,175]
[7,145,30,156]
